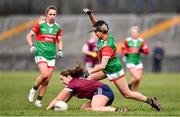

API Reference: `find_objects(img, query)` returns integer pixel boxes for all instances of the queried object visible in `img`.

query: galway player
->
[26,5,63,107]
[47,65,129,112]
[83,8,161,111]
[121,26,149,90]
[82,32,99,69]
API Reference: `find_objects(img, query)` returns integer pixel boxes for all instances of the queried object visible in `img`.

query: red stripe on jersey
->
[121,39,128,56]
[41,34,56,38]
[100,46,116,59]
[141,42,149,54]
[32,23,40,35]
[31,23,62,43]
[36,34,57,43]
[37,61,47,64]
[109,74,125,82]
[57,29,63,37]
[126,48,140,53]
[137,68,143,70]
[48,66,55,69]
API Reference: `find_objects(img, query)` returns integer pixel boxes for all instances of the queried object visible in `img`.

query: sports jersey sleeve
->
[141,41,149,55]
[64,85,73,92]
[121,39,128,56]
[57,28,63,38]
[66,81,78,92]
[101,46,114,58]
[31,23,40,35]
[82,43,89,51]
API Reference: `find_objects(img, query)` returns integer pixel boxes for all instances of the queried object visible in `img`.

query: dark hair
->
[44,5,57,15]
[93,20,109,33]
[60,65,85,78]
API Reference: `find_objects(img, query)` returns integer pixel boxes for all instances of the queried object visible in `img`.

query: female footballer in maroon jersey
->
[82,32,99,69]
[47,65,129,112]
[26,5,63,107]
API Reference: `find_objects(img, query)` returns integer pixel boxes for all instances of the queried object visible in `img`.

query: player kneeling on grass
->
[47,65,129,112]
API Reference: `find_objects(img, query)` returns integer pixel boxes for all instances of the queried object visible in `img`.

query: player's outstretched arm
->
[83,8,97,25]
[47,89,71,110]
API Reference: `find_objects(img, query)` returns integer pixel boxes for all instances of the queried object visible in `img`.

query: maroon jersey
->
[83,38,99,64]
[65,78,104,99]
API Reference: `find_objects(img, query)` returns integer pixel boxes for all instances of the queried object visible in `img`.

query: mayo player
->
[83,8,160,111]
[121,26,149,90]
[26,5,63,107]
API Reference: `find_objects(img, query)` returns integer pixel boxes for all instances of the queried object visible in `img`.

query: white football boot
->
[28,88,36,103]
[35,100,42,107]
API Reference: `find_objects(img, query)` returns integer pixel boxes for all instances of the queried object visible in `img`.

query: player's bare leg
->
[132,69,143,90]
[87,71,106,80]
[128,68,143,90]
[35,63,50,86]
[35,68,54,107]
[91,95,116,112]
[114,77,147,101]
[37,68,53,96]
[113,77,161,111]
[80,101,91,110]
[28,63,49,104]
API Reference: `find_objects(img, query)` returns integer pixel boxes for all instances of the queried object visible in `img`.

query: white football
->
[54,101,68,111]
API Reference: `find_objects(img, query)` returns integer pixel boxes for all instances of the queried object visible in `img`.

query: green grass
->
[0,71,180,116]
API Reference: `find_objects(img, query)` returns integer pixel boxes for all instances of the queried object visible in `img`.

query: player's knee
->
[134,76,141,82]
[135,77,141,83]
[42,80,49,86]
[121,91,132,99]
[41,72,49,79]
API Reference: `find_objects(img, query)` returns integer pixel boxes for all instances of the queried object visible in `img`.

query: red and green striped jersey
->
[31,20,62,60]
[121,37,149,64]
[98,33,123,74]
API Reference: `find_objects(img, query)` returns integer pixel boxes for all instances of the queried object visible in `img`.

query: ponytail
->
[60,65,85,78]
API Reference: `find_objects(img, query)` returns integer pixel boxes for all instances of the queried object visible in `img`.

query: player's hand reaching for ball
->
[83,8,92,15]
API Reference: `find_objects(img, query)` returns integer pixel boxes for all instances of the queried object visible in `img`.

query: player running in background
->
[83,8,161,111]
[121,26,149,90]
[47,65,129,112]
[82,32,99,69]
[26,5,63,107]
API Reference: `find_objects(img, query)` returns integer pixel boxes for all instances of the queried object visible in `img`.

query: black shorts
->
[95,84,114,106]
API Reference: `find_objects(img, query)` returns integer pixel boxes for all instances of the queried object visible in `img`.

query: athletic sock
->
[33,85,39,90]
[145,97,151,104]
[37,95,43,101]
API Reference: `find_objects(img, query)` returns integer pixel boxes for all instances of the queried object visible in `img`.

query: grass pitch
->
[0,71,180,116]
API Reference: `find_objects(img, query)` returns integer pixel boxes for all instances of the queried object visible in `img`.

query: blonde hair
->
[130,26,140,33]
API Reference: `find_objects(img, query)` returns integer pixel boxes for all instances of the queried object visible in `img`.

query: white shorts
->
[106,69,125,82]
[126,63,143,70]
[35,56,55,68]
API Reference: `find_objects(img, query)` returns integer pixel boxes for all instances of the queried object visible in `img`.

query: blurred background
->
[0,0,179,72]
